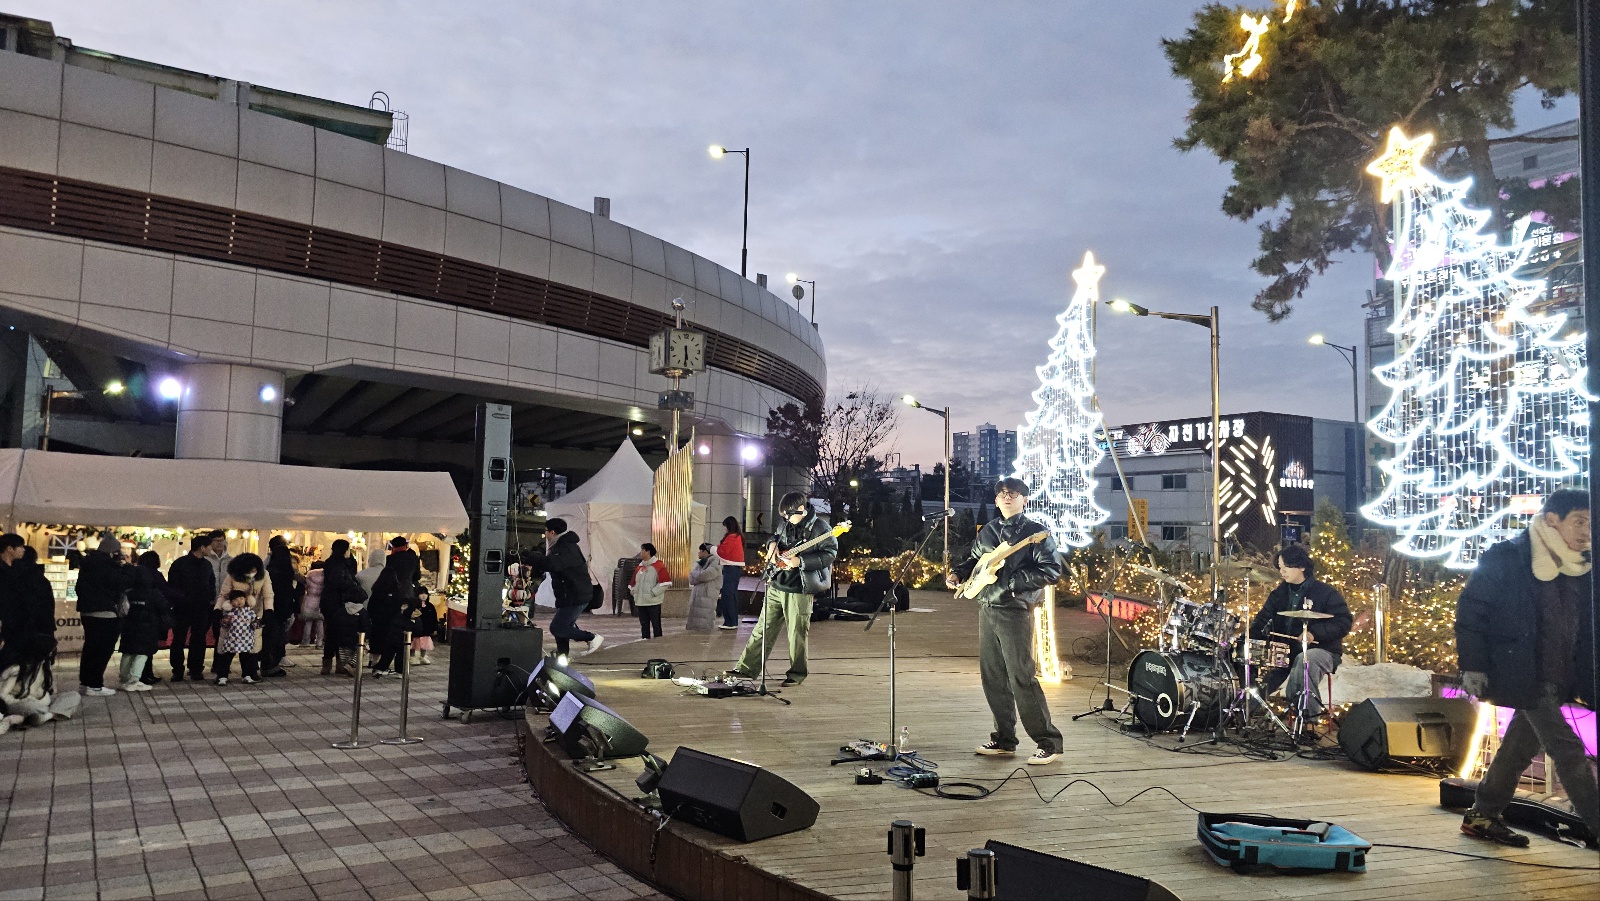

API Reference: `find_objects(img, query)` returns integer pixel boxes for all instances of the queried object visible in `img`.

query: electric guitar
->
[955,531,1048,599]
[762,521,852,583]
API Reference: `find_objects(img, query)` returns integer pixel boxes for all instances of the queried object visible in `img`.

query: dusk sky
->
[27,1,1578,469]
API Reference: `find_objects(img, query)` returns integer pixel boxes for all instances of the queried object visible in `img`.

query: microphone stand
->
[862,513,946,759]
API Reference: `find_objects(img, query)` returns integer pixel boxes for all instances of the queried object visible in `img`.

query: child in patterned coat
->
[213,590,260,685]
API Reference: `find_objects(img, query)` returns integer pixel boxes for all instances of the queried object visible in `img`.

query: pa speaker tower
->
[446,402,542,715]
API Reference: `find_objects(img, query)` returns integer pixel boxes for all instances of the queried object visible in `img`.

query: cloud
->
[32,0,1572,466]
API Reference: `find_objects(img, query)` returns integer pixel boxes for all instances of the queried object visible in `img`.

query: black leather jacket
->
[952,514,1061,608]
[767,511,838,594]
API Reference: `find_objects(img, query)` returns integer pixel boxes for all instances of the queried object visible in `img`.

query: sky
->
[23,0,1579,469]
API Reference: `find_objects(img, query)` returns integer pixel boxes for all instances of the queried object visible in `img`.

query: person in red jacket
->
[715,517,746,630]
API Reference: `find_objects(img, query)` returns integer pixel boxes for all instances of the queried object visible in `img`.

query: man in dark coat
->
[542,519,601,657]
[1249,543,1352,719]
[730,492,838,687]
[75,535,128,696]
[167,534,218,681]
[261,535,301,677]
[367,538,419,676]
[948,478,1064,764]
[1456,488,1598,847]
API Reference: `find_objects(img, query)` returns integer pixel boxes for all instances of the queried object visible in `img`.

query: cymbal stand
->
[1073,543,1150,721]
[863,517,943,758]
[1291,624,1316,739]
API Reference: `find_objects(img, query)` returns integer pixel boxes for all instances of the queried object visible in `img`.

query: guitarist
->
[946,478,1064,765]
[728,492,838,687]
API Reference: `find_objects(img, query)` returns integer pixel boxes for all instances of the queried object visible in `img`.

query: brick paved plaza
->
[0,618,667,901]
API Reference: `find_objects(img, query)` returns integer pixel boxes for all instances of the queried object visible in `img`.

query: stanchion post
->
[383,630,424,746]
[333,631,374,750]
[887,819,925,901]
[955,848,997,901]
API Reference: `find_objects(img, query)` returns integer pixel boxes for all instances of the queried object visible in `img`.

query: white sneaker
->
[83,686,117,697]
[280,659,297,667]
[717,624,738,630]
[418,655,432,666]
[125,682,153,693]
[586,635,605,654]
[214,677,228,686]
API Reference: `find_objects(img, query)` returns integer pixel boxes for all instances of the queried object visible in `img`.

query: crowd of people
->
[0,529,443,720]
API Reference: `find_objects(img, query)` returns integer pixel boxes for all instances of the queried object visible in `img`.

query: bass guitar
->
[762,521,852,587]
[955,530,1048,599]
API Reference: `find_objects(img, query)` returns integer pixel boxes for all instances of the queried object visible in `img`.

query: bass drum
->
[1127,650,1236,732]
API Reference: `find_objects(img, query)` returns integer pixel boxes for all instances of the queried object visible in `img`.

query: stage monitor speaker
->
[1338,697,1476,771]
[982,840,1177,901]
[467,402,512,630]
[656,746,820,842]
[549,693,649,760]
[445,626,542,712]
[528,655,596,709]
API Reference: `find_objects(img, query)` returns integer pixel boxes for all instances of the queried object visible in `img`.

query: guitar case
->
[1439,777,1596,846]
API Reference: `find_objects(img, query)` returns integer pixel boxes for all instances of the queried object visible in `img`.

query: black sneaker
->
[974,741,1015,757]
[781,677,801,687]
[1462,813,1530,847]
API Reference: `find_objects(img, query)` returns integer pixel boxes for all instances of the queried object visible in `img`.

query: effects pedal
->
[854,767,884,785]
[903,771,940,789]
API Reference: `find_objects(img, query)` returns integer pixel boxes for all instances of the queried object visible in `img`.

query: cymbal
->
[1278,609,1333,620]
[1217,562,1278,584]
[1129,564,1186,588]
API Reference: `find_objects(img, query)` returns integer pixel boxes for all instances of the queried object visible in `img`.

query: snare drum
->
[1238,638,1291,669]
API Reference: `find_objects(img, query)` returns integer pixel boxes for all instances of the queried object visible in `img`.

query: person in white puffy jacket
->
[629,543,672,640]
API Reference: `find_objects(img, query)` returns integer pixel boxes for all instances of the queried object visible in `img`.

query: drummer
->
[1248,545,1352,718]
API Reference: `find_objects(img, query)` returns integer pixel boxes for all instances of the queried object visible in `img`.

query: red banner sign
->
[1086,592,1154,622]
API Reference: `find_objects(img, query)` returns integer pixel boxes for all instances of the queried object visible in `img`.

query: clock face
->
[668,329,705,372]
[648,332,667,373]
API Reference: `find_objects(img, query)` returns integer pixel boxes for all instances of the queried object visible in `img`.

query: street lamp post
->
[786,273,817,325]
[1309,334,1364,501]
[708,145,751,278]
[902,395,951,569]
[1108,299,1222,603]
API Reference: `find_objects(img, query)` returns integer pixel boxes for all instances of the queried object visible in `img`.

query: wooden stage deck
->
[523,594,1598,900]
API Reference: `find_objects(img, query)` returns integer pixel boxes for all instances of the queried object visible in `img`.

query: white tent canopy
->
[0,448,467,535]
[542,440,704,607]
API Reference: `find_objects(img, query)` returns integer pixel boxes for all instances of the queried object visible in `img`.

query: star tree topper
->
[1365,126,1435,203]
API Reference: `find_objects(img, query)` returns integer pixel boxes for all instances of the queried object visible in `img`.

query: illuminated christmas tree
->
[1013,250,1110,547]
[1362,127,1590,569]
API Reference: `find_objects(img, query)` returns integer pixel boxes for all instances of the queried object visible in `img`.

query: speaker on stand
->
[445,403,543,719]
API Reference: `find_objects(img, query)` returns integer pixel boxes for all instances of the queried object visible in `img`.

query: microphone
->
[923,508,955,521]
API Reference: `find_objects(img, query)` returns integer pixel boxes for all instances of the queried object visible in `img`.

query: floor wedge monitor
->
[548,693,648,760]
[1338,697,1476,771]
[656,747,820,842]
[983,840,1178,901]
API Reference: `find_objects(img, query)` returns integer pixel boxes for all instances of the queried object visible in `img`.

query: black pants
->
[212,652,259,680]
[79,616,121,689]
[638,605,662,639]
[169,610,212,676]
[260,611,289,672]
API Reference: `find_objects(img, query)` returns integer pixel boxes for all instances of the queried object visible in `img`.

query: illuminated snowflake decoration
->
[1014,251,1111,547]
[1362,128,1591,569]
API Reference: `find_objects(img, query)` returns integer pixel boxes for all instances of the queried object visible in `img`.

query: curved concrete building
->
[0,20,822,533]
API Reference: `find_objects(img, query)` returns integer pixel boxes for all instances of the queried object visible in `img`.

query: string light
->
[1220,1,1299,83]
[1013,250,1110,548]
[1362,126,1591,569]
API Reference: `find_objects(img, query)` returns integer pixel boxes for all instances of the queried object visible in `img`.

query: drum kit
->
[1121,563,1332,742]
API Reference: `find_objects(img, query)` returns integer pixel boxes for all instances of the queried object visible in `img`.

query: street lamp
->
[786,273,817,325]
[902,394,952,569]
[708,145,751,278]
[1107,299,1223,603]
[1309,334,1364,500]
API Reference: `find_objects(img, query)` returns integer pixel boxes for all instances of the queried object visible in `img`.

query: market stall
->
[0,449,468,653]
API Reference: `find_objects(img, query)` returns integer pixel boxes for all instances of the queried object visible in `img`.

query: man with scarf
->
[729,492,837,687]
[1457,488,1599,847]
